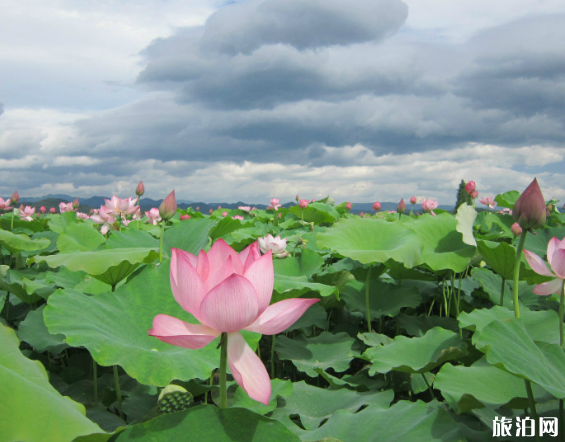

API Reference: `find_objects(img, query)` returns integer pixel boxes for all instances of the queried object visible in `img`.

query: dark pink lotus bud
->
[40,206,46,213]
[511,222,522,237]
[73,198,80,209]
[465,181,476,194]
[410,196,417,205]
[50,207,56,213]
[196,206,200,211]
[209,208,213,214]
[11,191,19,204]
[345,202,352,210]
[470,191,478,199]
[159,190,177,220]
[180,214,191,221]
[513,178,546,230]
[360,212,365,217]
[296,194,300,202]
[372,202,381,212]
[299,199,309,209]
[136,180,145,197]
[397,199,406,214]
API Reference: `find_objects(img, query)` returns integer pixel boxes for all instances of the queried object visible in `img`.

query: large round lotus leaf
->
[0,229,50,253]
[300,399,464,442]
[406,213,476,272]
[473,317,565,398]
[289,203,340,224]
[0,324,105,442]
[316,218,422,267]
[162,218,216,257]
[44,263,221,387]
[109,405,300,442]
[57,222,106,253]
[477,240,516,280]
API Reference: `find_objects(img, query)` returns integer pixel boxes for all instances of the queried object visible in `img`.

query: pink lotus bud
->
[50,207,56,213]
[40,206,46,214]
[410,196,417,205]
[222,211,228,217]
[296,195,300,202]
[159,190,177,220]
[218,205,222,209]
[360,212,365,217]
[136,180,145,197]
[372,202,381,212]
[511,222,522,237]
[345,202,352,210]
[11,191,19,204]
[209,208,213,214]
[196,206,200,211]
[311,198,316,203]
[512,178,546,230]
[73,198,80,209]
[397,199,406,214]
[299,199,309,209]
[180,214,191,221]
[278,213,282,218]
[470,191,478,199]
[465,181,476,194]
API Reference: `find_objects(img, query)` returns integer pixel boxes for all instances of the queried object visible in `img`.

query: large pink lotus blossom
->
[480,197,496,209]
[149,240,319,405]
[145,208,162,225]
[421,198,438,216]
[59,202,75,213]
[104,196,139,217]
[299,199,309,209]
[90,206,116,234]
[524,237,565,295]
[19,205,36,221]
[0,198,11,210]
[258,234,289,258]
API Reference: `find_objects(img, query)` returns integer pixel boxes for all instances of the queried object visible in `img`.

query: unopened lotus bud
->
[209,208,213,214]
[222,212,227,217]
[397,199,406,214]
[40,206,46,214]
[73,198,80,209]
[11,191,19,204]
[372,202,381,212]
[50,207,56,213]
[180,214,191,220]
[345,202,352,210]
[296,194,300,202]
[511,222,522,237]
[299,199,309,209]
[465,181,476,194]
[470,191,478,199]
[136,180,145,197]
[196,206,200,211]
[410,196,417,205]
[512,178,546,230]
[360,211,365,217]
[159,190,177,220]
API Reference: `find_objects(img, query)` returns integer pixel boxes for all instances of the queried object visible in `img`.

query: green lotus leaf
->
[44,263,221,387]
[162,218,216,257]
[109,405,300,442]
[17,305,68,354]
[455,203,477,246]
[288,202,340,224]
[476,241,516,280]
[317,218,422,267]
[57,222,106,253]
[364,327,465,375]
[0,229,50,253]
[495,190,520,209]
[0,323,105,442]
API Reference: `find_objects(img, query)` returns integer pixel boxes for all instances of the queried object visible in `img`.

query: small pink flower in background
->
[180,214,191,221]
[209,208,213,214]
[104,196,139,217]
[0,198,12,210]
[77,212,89,220]
[397,199,406,214]
[421,199,438,216]
[410,196,417,205]
[50,207,56,213]
[238,206,251,212]
[360,212,365,217]
[73,198,80,209]
[345,202,352,210]
[511,222,522,237]
[465,181,476,194]
[524,237,565,295]
[136,180,145,197]
[470,191,478,199]
[196,206,200,211]
[222,211,228,217]
[11,191,19,205]
[91,206,117,234]
[39,206,46,214]
[258,234,289,258]
[19,205,36,221]
[159,191,177,220]
[372,202,381,212]
[149,240,319,404]
[499,208,512,215]
[480,197,497,209]
[59,202,75,213]
[299,199,309,209]
[145,208,162,225]
[311,198,316,203]
[270,198,281,211]
[232,215,244,221]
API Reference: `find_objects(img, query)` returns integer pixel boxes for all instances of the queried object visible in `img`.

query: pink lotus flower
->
[299,199,309,209]
[59,202,75,213]
[159,191,177,220]
[421,198,438,216]
[0,198,11,210]
[513,178,546,230]
[511,222,522,237]
[258,234,289,258]
[145,208,162,225]
[524,237,565,295]
[39,206,46,214]
[19,205,35,221]
[136,180,145,197]
[104,196,139,217]
[372,202,381,212]
[11,191,19,205]
[410,196,417,205]
[238,206,252,212]
[149,240,319,404]
[77,212,89,220]
[270,198,281,211]
[180,214,191,221]
[222,211,228,217]
[465,181,476,194]
[90,206,116,234]
[480,197,496,209]
[232,215,244,220]
[470,191,478,199]
[50,207,56,214]
[345,202,352,210]
[397,199,406,214]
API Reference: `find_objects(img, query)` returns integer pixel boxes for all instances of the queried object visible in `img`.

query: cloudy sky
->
[1,0,565,205]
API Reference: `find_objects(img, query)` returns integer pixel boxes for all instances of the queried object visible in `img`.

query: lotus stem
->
[525,380,540,442]
[512,231,528,319]
[560,281,564,349]
[365,268,372,333]
[271,334,276,378]
[93,360,98,404]
[500,277,506,306]
[219,332,228,408]
[159,221,165,264]
[113,365,124,419]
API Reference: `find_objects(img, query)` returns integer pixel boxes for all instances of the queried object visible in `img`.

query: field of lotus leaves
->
[2,181,565,442]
